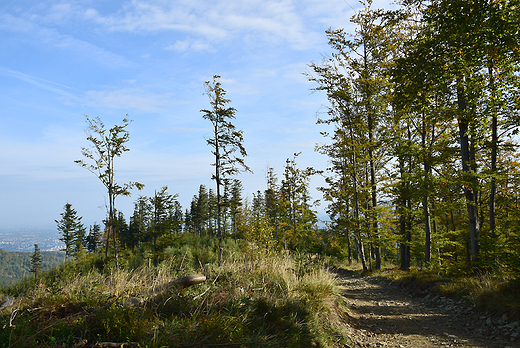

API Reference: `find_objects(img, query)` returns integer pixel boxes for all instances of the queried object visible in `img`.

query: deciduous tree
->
[75,115,144,269]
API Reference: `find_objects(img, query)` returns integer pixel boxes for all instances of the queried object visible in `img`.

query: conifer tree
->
[128,196,151,249]
[85,223,101,253]
[30,244,43,281]
[149,186,178,266]
[56,203,85,260]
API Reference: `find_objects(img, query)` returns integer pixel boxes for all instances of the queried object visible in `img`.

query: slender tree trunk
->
[406,198,412,269]
[457,81,480,265]
[345,202,352,265]
[364,38,381,271]
[368,242,373,272]
[488,62,498,240]
[215,123,223,266]
[399,205,408,270]
[349,126,363,269]
[423,193,432,265]
[340,133,352,264]
[358,238,368,272]
[354,239,359,263]
[422,115,432,266]
[399,156,409,271]
[105,226,110,258]
[233,213,237,243]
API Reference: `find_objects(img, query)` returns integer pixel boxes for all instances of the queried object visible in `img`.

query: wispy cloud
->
[28,2,79,25]
[82,0,324,50]
[0,67,79,99]
[0,67,192,113]
[81,88,189,113]
[165,38,214,53]
[0,14,134,69]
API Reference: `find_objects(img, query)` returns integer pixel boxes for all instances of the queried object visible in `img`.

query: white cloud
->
[82,0,325,50]
[84,3,228,39]
[0,13,35,32]
[82,88,185,113]
[165,38,214,53]
[29,2,77,24]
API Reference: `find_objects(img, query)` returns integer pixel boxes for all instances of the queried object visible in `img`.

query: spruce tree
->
[85,223,101,253]
[30,244,43,281]
[56,203,86,260]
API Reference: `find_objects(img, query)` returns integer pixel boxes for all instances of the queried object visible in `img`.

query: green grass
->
[0,236,349,348]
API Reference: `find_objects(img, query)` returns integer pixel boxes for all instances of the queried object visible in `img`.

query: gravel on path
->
[335,269,519,348]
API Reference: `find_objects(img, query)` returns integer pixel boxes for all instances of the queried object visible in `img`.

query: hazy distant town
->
[0,228,64,252]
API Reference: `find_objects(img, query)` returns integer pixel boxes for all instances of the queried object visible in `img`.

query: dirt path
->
[335,270,520,348]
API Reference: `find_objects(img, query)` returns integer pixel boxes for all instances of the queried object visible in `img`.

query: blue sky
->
[0,0,394,230]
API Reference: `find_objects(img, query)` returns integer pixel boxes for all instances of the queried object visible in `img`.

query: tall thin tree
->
[201,75,252,264]
[75,115,144,270]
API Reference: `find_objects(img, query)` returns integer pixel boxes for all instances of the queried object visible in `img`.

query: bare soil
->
[335,269,520,348]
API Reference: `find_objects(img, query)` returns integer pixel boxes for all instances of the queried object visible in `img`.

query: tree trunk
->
[399,156,409,271]
[345,202,352,265]
[358,238,368,272]
[422,115,432,266]
[214,121,224,266]
[365,38,381,271]
[488,62,498,240]
[457,81,480,265]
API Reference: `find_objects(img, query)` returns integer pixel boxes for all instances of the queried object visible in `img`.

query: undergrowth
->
[371,264,520,320]
[0,235,349,347]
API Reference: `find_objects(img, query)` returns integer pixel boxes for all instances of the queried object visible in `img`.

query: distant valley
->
[0,227,64,252]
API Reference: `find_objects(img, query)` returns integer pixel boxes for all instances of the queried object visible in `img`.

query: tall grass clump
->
[0,236,349,348]
[376,265,520,320]
[438,271,520,319]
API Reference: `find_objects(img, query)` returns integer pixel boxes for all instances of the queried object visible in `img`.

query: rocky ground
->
[335,269,520,348]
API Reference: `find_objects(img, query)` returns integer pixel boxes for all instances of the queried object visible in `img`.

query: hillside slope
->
[0,249,65,286]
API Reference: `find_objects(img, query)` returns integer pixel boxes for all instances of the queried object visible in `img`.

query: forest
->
[58,0,520,278]
[0,249,65,286]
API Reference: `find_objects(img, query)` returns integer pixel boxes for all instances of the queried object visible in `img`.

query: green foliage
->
[75,115,144,269]
[56,203,86,259]
[84,222,102,253]
[305,0,520,276]
[201,75,252,264]
[29,244,42,280]
[0,249,65,286]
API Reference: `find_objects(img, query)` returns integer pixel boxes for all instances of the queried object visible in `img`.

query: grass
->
[438,272,520,318]
[364,263,520,320]
[0,236,350,348]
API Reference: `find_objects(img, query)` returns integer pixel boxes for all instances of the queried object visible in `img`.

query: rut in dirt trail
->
[335,269,520,348]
